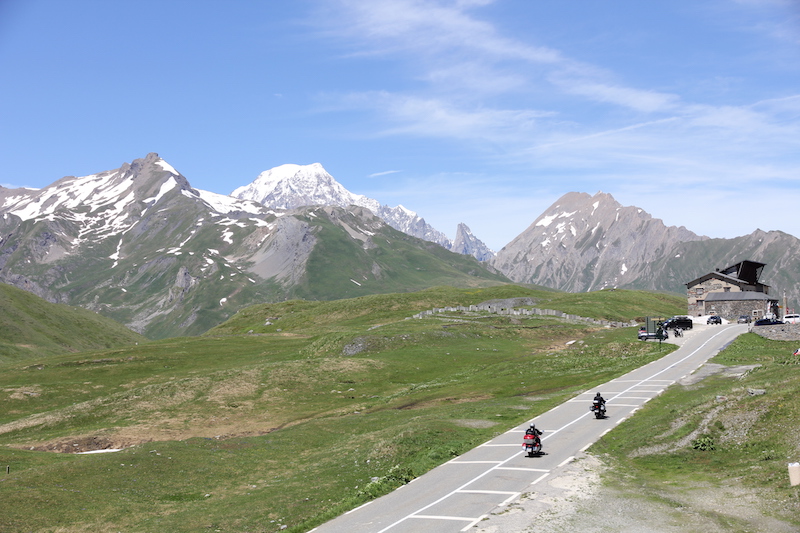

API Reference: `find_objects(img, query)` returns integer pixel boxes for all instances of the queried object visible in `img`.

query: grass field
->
[0,285,688,532]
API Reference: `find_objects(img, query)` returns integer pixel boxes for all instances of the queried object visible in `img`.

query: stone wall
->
[412,303,636,329]
[700,300,762,322]
[750,323,800,341]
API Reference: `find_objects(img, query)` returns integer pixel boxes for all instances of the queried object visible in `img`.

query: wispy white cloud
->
[368,170,401,178]
[550,76,681,113]
[524,95,800,185]
[424,62,529,96]
[324,0,562,63]
[333,90,550,142]
[316,0,690,142]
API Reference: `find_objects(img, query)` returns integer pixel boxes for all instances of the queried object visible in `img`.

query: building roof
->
[686,259,770,290]
[720,260,765,285]
[704,291,777,302]
[686,271,745,288]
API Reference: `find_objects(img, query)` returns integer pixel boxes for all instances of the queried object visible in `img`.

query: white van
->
[783,313,800,324]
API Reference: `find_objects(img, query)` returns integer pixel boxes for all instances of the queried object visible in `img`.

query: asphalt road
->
[311,323,748,533]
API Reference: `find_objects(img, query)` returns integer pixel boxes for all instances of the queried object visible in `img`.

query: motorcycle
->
[522,433,542,457]
[590,400,606,419]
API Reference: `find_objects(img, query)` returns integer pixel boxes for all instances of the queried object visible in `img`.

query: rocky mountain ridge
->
[492,191,706,291]
[491,191,800,311]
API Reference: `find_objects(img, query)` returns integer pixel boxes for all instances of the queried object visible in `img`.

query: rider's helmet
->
[529,423,536,429]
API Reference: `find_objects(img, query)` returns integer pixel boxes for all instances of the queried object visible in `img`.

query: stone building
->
[685,260,779,320]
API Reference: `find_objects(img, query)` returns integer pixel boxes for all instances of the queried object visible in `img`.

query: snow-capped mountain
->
[231,163,494,260]
[492,191,705,291]
[0,155,270,238]
[0,154,505,338]
[231,163,375,211]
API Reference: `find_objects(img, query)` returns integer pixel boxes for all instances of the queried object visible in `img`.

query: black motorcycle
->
[590,399,606,419]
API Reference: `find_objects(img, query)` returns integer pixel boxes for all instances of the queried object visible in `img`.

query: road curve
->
[311,323,748,533]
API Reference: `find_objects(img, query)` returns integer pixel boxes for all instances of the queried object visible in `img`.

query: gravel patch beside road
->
[475,452,797,533]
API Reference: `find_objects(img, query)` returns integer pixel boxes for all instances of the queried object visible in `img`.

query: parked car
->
[707,315,722,325]
[754,318,783,326]
[783,313,800,324]
[737,315,751,324]
[638,326,667,341]
[662,316,693,330]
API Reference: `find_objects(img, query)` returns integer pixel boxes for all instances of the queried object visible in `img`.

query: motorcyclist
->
[593,392,606,407]
[525,423,542,437]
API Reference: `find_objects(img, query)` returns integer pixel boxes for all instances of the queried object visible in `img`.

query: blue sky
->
[1,0,799,250]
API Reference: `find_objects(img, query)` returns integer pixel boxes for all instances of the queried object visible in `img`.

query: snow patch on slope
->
[155,160,180,175]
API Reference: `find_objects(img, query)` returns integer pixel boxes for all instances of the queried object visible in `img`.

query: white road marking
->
[457,489,517,494]
[411,514,478,522]
[558,456,575,467]
[461,514,489,531]
[496,466,549,473]
[531,472,550,485]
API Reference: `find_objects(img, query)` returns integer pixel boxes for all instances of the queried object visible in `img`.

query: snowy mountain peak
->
[154,158,181,176]
[230,163,379,212]
[230,162,497,261]
[250,163,329,191]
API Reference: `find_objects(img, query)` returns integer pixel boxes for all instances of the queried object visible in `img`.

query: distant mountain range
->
[1,153,798,339]
[0,154,507,338]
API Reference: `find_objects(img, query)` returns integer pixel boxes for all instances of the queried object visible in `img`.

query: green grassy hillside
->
[286,211,512,301]
[0,282,147,363]
[0,286,687,531]
[208,285,685,337]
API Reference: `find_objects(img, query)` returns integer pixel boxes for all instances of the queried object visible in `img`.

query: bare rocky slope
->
[491,191,705,291]
[491,191,800,308]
